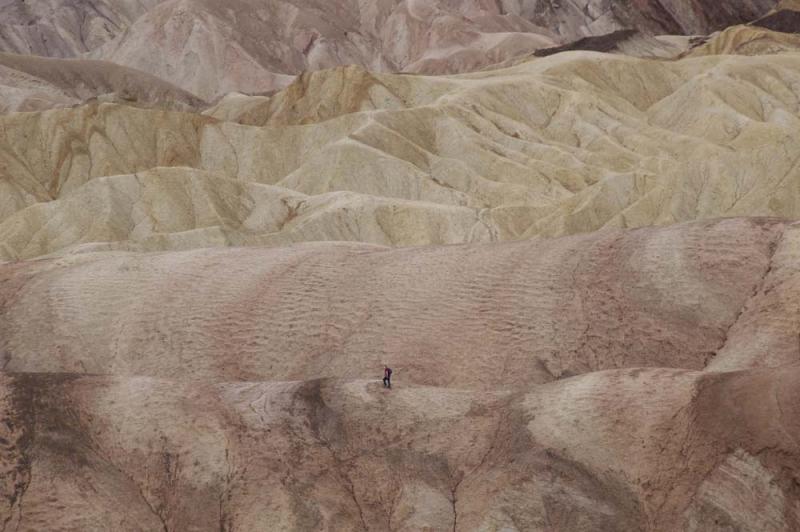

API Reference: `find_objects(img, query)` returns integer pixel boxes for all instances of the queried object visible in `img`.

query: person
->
[383,366,392,389]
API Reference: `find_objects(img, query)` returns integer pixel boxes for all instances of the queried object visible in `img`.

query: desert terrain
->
[1,1,799,531]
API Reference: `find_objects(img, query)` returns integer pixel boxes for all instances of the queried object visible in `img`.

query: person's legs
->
[383,377,388,387]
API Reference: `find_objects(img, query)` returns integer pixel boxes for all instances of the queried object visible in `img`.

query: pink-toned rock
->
[0,0,781,99]
[0,364,797,530]
[1,218,799,530]
[0,218,785,387]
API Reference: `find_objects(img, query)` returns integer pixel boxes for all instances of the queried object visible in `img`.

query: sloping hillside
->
[1,4,799,531]
[0,0,781,99]
[3,51,800,259]
[1,219,798,530]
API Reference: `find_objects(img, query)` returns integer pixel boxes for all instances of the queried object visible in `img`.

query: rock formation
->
[1,2,799,531]
[3,49,800,259]
[0,0,782,99]
[1,219,799,530]
[0,52,205,113]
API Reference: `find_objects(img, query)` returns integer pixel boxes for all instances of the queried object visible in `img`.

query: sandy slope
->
[0,218,794,386]
[1,219,799,530]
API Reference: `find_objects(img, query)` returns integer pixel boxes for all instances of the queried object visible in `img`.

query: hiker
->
[383,366,393,388]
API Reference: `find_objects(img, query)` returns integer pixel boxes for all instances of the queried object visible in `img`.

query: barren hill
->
[2,217,796,384]
[1,3,800,531]
[1,219,799,530]
[1,367,797,531]
[3,50,800,259]
[0,0,162,57]
[0,0,782,99]
[0,51,205,113]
